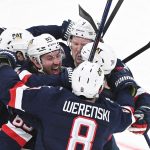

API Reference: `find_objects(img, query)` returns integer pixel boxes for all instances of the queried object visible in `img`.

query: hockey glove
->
[128,106,150,134]
[0,50,17,69]
[106,68,137,96]
[61,67,73,89]
[61,19,75,41]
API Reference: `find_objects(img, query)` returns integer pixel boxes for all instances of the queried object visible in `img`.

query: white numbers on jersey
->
[12,115,33,132]
[67,116,97,150]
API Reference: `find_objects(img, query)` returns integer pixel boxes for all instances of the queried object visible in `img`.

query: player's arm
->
[113,103,135,133]
[134,87,150,108]
[104,97,135,133]
[114,87,135,108]
[0,60,58,118]
[8,83,62,118]
[0,50,65,89]
[18,67,72,89]
[0,50,25,105]
[128,87,150,134]
[26,19,74,41]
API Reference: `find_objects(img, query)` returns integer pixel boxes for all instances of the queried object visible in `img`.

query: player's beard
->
[43,65,61,75]
[75,53,82,67]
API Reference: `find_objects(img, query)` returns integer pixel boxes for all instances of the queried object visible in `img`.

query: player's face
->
[70,36,92,67]
[40,50,62,75]
[16,51,25,61]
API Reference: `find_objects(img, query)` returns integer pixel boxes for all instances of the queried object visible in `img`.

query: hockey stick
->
[102,0,124,38]
[88,0,113,61]
[79,5,97,33]
[123,41,150,63]
[144,121,150,148]
[123,43,150,147]
[79,0,124,39]
[79,2,150,62]
[79,2,150,148]
[144,132,150,148]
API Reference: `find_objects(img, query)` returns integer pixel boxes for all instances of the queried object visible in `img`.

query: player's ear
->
[30,57,41,69]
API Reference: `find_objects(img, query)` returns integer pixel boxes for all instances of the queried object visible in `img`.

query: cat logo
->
[12,33,22,40]
[97,68,102,76]
[96,48,103,54]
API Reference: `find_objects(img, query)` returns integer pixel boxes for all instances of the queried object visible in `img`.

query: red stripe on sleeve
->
[2,124,27,147]
[8,81,24,108]
[21,74,32,84]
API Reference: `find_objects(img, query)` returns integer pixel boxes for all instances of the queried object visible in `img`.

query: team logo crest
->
[12,33,22,40]
[97,68,102,76]
[96,48,103,54]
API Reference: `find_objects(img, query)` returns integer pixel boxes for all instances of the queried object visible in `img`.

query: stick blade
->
[79,5,97,32]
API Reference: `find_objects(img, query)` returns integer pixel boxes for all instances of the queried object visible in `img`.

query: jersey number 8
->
[67,116,97,150]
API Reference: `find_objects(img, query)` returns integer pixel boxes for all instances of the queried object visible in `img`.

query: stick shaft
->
[102,0,124,38]
[123,42,150,63]
[88,0,113,62]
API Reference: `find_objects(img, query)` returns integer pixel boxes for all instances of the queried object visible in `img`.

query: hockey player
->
[0,27,34,131]
[2,19,149,148]
[0,28,72,87]
[0,34,72,150]
[26,33,64,75]
[18,33,72,88]
[0,52,135,150]
[0,27,34,69]
[1,19,94,68]
[81,41,150,145]
[26,19,138,149]
[27,19,95,68]
[0,27,36,149]
[0,31,72,149]
[25,19,150,149]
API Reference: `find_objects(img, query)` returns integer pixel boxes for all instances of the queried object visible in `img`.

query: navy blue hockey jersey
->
[8,85,134,150]
[0,65,134,150]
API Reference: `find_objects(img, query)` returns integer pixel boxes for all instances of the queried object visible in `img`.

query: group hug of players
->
[0,18,149,150]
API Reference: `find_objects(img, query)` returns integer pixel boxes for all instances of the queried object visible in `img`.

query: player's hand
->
[61,19,75,41]
[128,106,150,134]
[0,49,17,69]
[61,67,73,89]
[106,60,137,96]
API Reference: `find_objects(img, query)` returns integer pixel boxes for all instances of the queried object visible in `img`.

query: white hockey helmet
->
[72,61,104,99]
[0,27,33,58]
[81,42,117,74]
[28,33,63,63]
[70,18,97,41]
